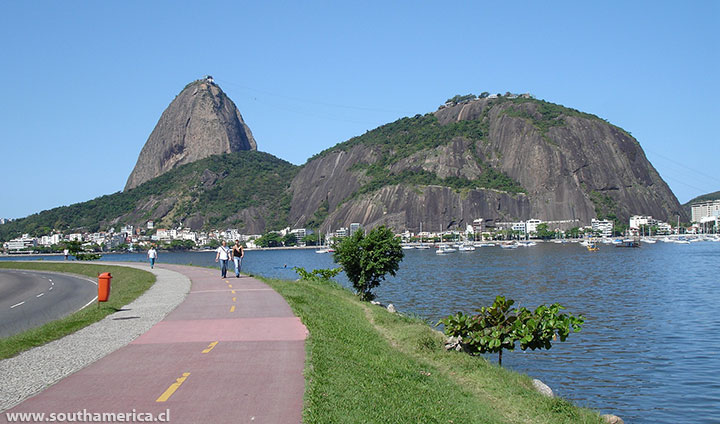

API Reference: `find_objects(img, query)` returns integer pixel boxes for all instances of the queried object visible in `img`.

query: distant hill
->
[288,95,687,232]
[0,151,297,241]
[683,190,720,215]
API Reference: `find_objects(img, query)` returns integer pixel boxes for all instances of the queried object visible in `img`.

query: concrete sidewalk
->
[1,264,308,423]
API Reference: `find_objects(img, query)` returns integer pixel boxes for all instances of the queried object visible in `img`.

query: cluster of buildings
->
[4,201,720,252]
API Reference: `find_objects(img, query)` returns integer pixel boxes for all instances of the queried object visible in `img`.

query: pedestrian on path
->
[147,245,158,269]
[215,240,231,278]
[231,240,244,278]
[63,248,69,260]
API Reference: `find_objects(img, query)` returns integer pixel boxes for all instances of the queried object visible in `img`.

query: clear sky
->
[1,1,718,220]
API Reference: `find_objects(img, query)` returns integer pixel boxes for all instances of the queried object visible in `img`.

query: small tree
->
[282,232,298,247]
[440,296,583,366]
[333,225,404,301]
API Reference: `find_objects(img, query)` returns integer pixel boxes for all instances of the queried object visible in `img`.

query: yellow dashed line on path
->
[231,290,236,294]
[156,372,190,402]
[228,284,233,288]
[230,305,236,312]
[202,341,218,354]
[232,297,236,302]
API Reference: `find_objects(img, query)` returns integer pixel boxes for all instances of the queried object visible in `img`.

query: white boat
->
[436,244,457,254]
[315,248,330,254]
[458,244,476,251]
[473,242,495,247]
[518,241,537,247]
[401,244,415,250]
[640,237,656,244]
[500,242,518,249]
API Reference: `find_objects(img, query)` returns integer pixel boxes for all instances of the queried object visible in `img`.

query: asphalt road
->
[0,269,98,338]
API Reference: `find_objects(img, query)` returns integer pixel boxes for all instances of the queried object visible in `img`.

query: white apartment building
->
[6,234,37,250]
[511,222,527,234]
[629,215,659,229]
[39,234,62,246]
[691,200,720,223]
[591,219,614,237]
[290,228,307,240]
[526,219,543,234]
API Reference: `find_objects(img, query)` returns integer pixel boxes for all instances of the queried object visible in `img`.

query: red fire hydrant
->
[98,272,112,302]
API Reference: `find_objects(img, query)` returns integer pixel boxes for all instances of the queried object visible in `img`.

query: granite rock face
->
[290,97,687,232]
[125,79,256,190]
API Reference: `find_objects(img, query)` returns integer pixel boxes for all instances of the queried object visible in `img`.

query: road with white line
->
[0,269,97,338]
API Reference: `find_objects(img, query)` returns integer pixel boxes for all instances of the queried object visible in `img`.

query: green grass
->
[0,262,155,359]
[259,275,603,424]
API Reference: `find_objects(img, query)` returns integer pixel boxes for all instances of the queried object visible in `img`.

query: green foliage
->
[333,225,404,301]
[0,151,298,242]
[446,93,477,104]
[439,295,584,366]
[534,223,555,239]
[255,232,283,248]
[292,266,343,282]
[301,233,319,246]
[62,240,101,261]
[305,200,329,230]
[282,232,298,246]
[589,190,619,224]
[165,239,196,250]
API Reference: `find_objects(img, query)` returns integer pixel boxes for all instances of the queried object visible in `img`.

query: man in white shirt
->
[215,240,231,278]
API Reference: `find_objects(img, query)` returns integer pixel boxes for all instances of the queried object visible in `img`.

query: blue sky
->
[1,1,718,219]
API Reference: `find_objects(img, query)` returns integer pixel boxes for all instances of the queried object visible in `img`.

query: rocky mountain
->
[124,77,257,190]
[288,96,687,233]
[0,152,297,240]
[0,90,689,242]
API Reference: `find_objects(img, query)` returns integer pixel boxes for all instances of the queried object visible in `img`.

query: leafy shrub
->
[439,295,584,366]
[333,226,404,301]
[292,266,342,282]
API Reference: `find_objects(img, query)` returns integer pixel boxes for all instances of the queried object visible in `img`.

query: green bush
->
[439,295,584,366]
[333,226,404,301]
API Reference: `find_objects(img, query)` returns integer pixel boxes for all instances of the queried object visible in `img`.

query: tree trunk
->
[498,349,503,367]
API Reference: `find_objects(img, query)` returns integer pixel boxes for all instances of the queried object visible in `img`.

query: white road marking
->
[36,293,45,298]
[49,286,54,291]
[48,279,52,282]
[10,301,25,309]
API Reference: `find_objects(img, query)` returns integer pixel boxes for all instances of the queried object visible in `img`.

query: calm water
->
[3,242,719,423]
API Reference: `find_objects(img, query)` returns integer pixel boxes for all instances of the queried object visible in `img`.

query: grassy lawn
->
[0,262,155,360]
[260,275,603,424]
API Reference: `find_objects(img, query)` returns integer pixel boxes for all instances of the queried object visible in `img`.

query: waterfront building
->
[691,199,720,223]
[629,215,659,229]
[591,219,613,237]
[7,234,37,250]
[335,227,348,238]
[290,228,307,240]
[526,219,543,234]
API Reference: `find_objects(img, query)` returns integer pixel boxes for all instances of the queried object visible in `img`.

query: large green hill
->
[0,151,297,241]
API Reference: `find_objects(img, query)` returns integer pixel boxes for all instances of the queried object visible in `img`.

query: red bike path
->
[2,264,308,423]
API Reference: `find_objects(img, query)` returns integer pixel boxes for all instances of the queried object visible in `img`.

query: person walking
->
[231,240,244,278]
[63,248,69,260]
[215,240,231,278]
[147,245,158,269]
